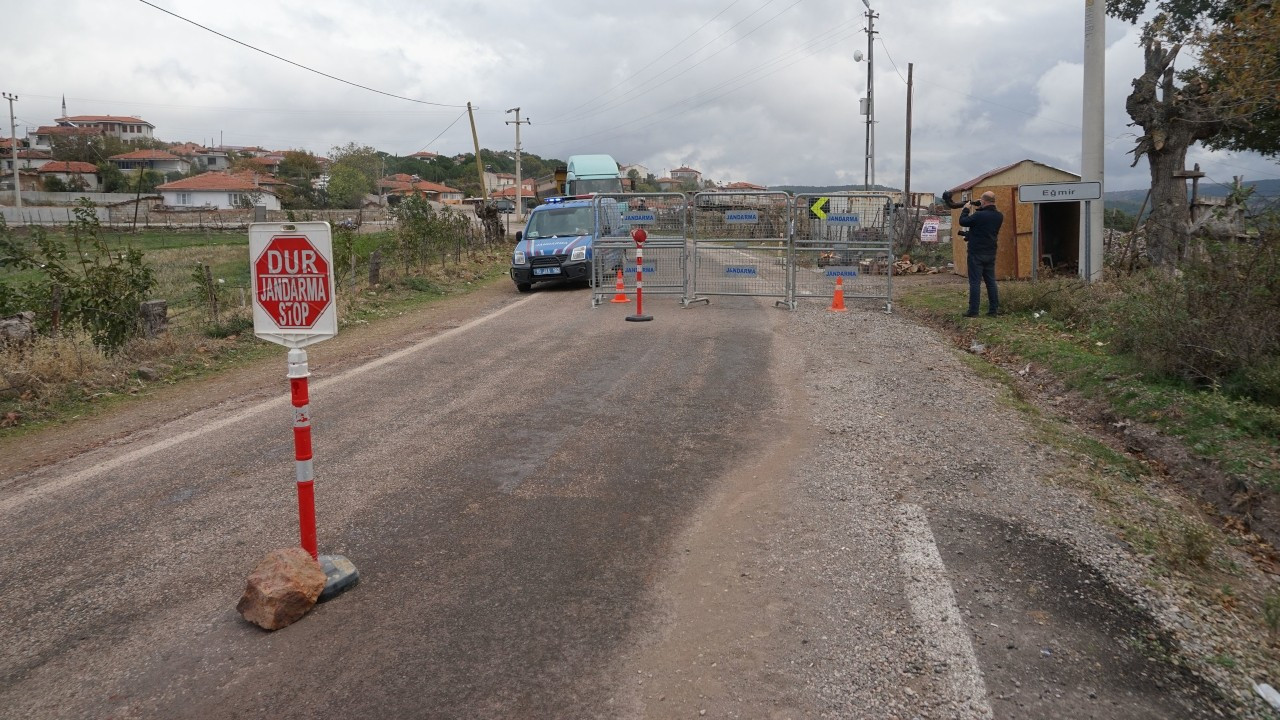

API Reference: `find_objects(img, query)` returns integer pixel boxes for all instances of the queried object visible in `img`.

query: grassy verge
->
[0,233,511,436]
[897,280,1280,494]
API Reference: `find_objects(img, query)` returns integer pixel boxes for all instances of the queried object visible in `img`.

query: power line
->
[542,0,798,126]
[416,109,469,155]
[135,0,472,109]
[541,0,744,123]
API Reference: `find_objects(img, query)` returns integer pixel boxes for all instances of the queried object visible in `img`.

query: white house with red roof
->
[156,171,281,210]
[56,115,154,142]
[1,149,53,173]
[29,125,102,150]
[37,161,100,191]
[109,149,191,176]
[670,166,702,183]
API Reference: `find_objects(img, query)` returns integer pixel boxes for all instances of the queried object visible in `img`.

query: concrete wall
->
[1,190,147,205]
[1,206,110,224]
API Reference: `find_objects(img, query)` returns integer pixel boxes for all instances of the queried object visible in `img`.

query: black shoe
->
[963,311,979,318]
[987,310,1000,317]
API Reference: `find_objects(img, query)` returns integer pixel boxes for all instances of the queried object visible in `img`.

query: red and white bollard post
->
[286,347,358,601]
[287,348,319,558]
[625,227,653,322]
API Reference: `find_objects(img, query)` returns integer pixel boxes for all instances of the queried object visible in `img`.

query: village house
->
[55,115,155,142]
[1,149,53,174]
[37,161,100,191]
[28,125,100,151]
[155,171,281,210]
[379,174,464,204]
[110,149,191,176]
[671,166,702,184]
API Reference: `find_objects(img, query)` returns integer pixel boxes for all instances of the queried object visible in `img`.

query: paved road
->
[1,285,791,718]
[0,281,1230,718]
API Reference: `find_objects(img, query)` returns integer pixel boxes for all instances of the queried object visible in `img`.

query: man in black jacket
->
[957,191,1004,317]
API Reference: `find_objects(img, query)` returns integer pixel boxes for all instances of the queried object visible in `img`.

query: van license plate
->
[533,267,561,276]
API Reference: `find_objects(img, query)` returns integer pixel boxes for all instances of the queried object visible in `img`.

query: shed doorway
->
[1038,201,1081,275]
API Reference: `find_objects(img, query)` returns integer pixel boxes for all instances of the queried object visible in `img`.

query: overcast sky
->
[8,0,1277,193]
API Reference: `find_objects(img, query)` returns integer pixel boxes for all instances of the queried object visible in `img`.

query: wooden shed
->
[949,160,1081,279]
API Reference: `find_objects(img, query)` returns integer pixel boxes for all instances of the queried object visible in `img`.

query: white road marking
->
[0,295,539,513]
[897,503,993,719]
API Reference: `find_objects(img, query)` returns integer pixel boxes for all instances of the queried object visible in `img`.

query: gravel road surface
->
[0,280,1243,718]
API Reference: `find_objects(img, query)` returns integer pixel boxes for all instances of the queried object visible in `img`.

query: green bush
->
[0,201,157,354]
[999,276,1116,329]
[1106,240,1280,403]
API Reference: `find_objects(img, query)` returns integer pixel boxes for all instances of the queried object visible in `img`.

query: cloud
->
[8,0,1275,194]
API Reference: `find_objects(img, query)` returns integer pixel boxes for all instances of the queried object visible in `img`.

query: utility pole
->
[904,62,914,250]
[862,1,877,191]
[506,107,531,221]
[3,92,21,209]
[1081,0,1106,282]
[467,102,488,200]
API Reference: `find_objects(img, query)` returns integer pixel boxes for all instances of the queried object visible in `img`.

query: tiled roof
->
[15,149,53,159]
[156,171,278,193]
[57,115,153,127]
[39,161,99,174]
[491,185,535,199]
[168,143,207,156]
[408,151,438,159]
[229,170,289,186]
[36,125,102,136]
[109,149,182,161]
[722,182,767,191]
[380,177,461,195]
[672,166,699,173]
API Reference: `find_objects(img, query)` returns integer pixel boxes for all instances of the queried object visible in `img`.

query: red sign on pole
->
[254,235,332,328]
[249,222,337,348]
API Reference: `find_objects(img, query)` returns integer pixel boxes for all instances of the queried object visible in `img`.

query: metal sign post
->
[249,221,357,601]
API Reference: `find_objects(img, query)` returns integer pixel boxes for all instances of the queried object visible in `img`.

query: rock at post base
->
[236,547,327,631]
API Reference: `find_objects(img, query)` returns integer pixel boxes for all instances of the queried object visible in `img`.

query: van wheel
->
[516,282,532,293]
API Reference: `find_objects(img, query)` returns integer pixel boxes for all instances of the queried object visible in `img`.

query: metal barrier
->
[685,191,792,308]
[791,193,894,312]
[591,193,689,307]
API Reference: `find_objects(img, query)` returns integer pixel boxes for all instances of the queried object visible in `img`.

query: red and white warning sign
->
[249,222,337,347]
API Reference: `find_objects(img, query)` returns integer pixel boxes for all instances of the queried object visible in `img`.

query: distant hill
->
[1105,178,1280,219]
[768,184,896,195]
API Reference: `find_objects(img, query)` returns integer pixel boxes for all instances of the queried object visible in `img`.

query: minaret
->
[61,94,66,118]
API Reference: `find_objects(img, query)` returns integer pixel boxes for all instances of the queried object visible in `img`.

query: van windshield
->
[526,207,595,239]
[570,178,624,195]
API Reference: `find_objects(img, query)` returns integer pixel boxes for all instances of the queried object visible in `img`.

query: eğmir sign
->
[250,222,337,348]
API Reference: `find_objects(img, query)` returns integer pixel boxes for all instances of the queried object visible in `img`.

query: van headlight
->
[513,250,527,265]
[570,246,587,261]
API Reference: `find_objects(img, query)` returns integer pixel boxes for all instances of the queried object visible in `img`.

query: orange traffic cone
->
[610,267,630,303]
[829,276,848,312]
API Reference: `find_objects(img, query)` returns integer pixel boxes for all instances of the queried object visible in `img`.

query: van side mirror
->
[515,230,523,242]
